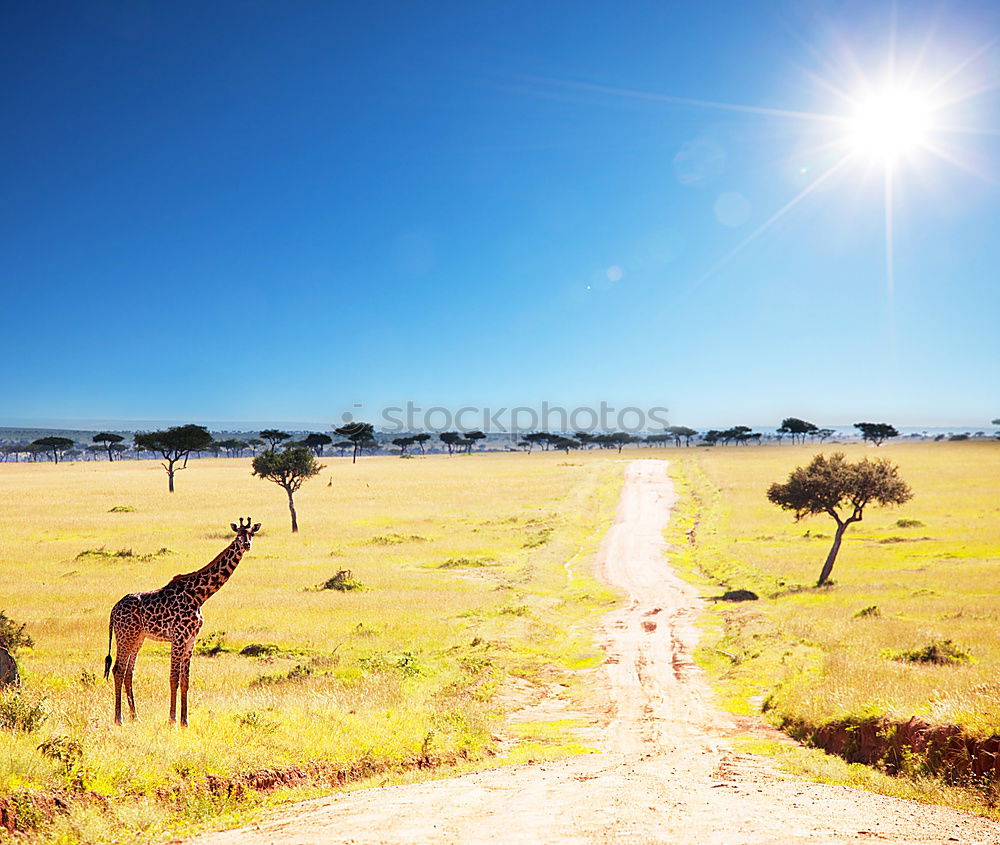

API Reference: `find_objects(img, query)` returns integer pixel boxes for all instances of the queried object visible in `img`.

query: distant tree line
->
[3,415,993,467]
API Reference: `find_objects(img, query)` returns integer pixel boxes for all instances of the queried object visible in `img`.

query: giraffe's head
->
[230,517,261,550]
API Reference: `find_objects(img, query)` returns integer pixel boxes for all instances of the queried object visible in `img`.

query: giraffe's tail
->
[104,618,114,680]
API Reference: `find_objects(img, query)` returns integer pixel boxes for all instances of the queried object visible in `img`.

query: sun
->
[848,88,932,161]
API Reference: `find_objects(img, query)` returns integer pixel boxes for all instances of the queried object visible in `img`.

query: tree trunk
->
[287,487,298,532]
[817,521,849,586]
[167,461,176,493]
[352,443,358,464]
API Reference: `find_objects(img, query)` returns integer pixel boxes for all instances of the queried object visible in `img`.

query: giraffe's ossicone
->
[104,517,261,727]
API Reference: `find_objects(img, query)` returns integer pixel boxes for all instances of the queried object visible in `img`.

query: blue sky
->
[2,0,997,429]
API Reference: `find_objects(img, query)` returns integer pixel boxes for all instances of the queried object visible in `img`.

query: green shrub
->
[0,689,46,731]
[318,570,363,591]
[195,631,229,656]
[239,643,280,657]
[888,639,970,665]
[522,528,553,548]
[720,589,758,602]
[76,546,172,561]
[0,609,33,650]
[437,557,496,569]
[37,734,83,772]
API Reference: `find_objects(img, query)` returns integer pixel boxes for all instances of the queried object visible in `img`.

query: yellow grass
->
[0,453,624,842]
[665,440,1000,811]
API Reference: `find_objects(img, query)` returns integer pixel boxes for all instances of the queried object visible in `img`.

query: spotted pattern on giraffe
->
[104,517,261,727]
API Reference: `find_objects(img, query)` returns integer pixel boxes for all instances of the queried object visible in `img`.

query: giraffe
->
[104,517,261,726]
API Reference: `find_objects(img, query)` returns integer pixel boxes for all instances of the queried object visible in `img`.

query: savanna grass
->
[664,440,1000,814]
[0,452,623,841]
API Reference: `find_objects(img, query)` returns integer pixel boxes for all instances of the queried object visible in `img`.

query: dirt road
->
[189,460,1000,844]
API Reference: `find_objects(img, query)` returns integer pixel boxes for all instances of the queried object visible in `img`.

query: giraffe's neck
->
[172,539,248,605]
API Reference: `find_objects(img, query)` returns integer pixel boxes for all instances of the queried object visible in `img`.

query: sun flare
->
[848,88,932,161]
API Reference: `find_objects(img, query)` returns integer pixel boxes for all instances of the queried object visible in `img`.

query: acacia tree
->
[333,422,375,464]
[439,431,461,455]
[854,422,899,446]
[260,429,291,452]
[392,435,416,456]
[778,418,818,444]
[31,436,74,464]
[303,433,332,456]
[93,432,125,461]
[767,452,913,586]
[522,432,551,451]
[413,433,431,453]
[550,435,580,453]
[607,432,639,453]
[252,446,323,532]
[134,425,214,492]
[666,426,698,447]
[464,431,487,452]
[218,439,248,457]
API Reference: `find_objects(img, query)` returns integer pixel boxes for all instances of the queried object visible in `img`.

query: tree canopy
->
[854,422,899,446]
[93,432,125,461]
[259,429,291,451]
[251,446,324,532]
[303,433,332,456]
[134,424,214,492]
[464,431,487,452]
[31,436,74,464]
[392,436,416,456]
[333,422,375,463]
[767,452,913,585]
[666,426,698,446]
[777,417,818,444]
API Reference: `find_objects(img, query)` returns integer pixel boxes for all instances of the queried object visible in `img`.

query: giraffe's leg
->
[111,634,139,726]
[179,654,191,728]
[124,638,143,720]
[169,642,182,724]
[112,663,124,726]
[178,620,202,728]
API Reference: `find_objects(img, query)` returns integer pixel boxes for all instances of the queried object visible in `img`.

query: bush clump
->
[854,605,881,618]
[0,610,33,651]
[889,639,971,665]
[367,534,425,545]
[319,570,363,591]
[239,643,281,657]
[107,505,136,513]
[76,546,172,562]
[437,557,496,569]
[895,518,924,528]
[195,630,230,656]
[719,589,758,602]
[37,735,83,772]
[0,689,46,731]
